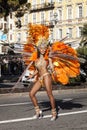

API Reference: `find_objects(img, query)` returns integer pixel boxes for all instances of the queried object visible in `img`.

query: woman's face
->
[38,46,47,55]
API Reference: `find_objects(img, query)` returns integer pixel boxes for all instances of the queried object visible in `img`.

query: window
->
[58,8,62,20]
[49,10,53,24]
[41,12,45,24]
[67,6,72,19]
[79,5,82,18]
[10,34,12,41]
[59,29,62,39]
[10,13,12,19]
[0,23,3,29]
[33,13,36,23]
[26,32,28,39]
[17,33,21,42]
[32,0,36,9]
[33,0,36,4]
[67,28,72,38]
[26,32,28,38]
[41,0,44,4]
[10,24,12,30]
[55,29,58,40]
[4,23,6,29]
[77,4,83,18]
[50,10,53,20]
[58,0,62,2]
[77,27,82,37]
[24,32,28,41]
[48,0,54,2]
[24,14,28,24]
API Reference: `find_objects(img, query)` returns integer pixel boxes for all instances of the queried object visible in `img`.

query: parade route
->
[0,90,87,130]
[0,109,87,124]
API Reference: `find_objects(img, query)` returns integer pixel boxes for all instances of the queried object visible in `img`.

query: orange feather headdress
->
[24,24,50,63]
[27,23,49,47]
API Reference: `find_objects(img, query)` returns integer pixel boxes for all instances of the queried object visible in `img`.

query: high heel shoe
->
[33,106,43,119]
[51,115,58,121]
[51,108,58,121]
[33,110,43,119]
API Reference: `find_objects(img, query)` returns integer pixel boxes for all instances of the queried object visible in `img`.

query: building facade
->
[29,0,87,48]
[0,0,87,54]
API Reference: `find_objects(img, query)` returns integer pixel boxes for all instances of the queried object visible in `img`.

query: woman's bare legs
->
[29,80,42,117]
[44,74,57,120]
[29,75,57,120]
[29,80,41,106]
[44,74,55,109]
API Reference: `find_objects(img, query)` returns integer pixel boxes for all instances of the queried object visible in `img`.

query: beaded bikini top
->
[35,55,47,69]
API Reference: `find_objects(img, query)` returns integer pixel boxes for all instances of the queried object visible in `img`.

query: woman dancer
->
[23,24,80,121]
[28,39,57,121]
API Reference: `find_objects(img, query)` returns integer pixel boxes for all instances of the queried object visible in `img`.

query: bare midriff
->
[35,55,49,77]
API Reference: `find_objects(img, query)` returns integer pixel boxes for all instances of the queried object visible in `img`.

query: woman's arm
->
[48,58,54,73]
[48,58,57,79]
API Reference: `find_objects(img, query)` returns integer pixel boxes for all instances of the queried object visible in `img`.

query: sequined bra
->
[35,55,47,70]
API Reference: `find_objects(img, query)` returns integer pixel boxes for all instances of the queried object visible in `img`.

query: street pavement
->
[0,90,87,130]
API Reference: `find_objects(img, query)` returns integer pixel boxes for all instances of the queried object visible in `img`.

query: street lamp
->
[53,12,58,25]
[50,11,58,42]
[50,28,53,44]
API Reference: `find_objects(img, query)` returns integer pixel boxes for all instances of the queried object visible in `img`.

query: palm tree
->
[80,23,87,46]
[77,23,87,81]
[77,23,87,57]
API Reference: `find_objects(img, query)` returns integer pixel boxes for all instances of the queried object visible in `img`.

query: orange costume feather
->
[23,24,80,85]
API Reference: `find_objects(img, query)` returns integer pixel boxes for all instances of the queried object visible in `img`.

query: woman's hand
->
[52,70,57,77]
[27,74,34,79]
[27,69,38,79]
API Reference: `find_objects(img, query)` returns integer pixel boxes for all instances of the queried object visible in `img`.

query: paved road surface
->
[0,89,87,130]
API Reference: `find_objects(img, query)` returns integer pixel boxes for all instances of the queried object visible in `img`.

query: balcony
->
[32,21,54,28]
[30,2,55,12]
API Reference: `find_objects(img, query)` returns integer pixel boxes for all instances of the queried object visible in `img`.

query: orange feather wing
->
[51,41,80,85]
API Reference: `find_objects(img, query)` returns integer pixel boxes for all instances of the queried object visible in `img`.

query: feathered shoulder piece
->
[50,41,80,85]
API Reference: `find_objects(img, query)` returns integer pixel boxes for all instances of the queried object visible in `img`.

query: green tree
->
[0,0,31,18]
[80,23,87,46]
[77,23,87,57]
[77,23,87,83]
